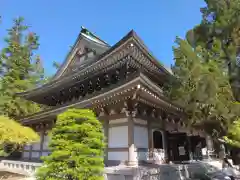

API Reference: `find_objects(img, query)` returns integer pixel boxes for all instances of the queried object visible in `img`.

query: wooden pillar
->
[125,100,138,167]
[29,125,34,160]
[127,114,137,166]
[162,118,169,163]
[103,119,109,165]
[162,130,168,162]
[39,131,43,158]
[206,135,214,159]
[187,135,193,161]
[148,121,153,160]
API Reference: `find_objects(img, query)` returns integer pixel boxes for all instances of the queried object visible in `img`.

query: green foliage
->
[168,37,240,137]
[0,115,39,156]
[0,17,46,119]
[186,0,240,100]
[0,115,39,144]
[36,108,106,180]
[167,0,240,138]
[223,118,240,147]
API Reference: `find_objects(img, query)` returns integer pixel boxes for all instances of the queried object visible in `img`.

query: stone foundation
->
[1,160,237,180]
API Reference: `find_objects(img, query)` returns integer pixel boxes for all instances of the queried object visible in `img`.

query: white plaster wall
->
[108,151,128,161]
[23,144,31,150]
[31,132,42,150]
[108,126,128,148]
[42,152,50,157]
[32,142,41,150]
[31,152,40,158]
[134,126,148,148]
[22,151,30,158]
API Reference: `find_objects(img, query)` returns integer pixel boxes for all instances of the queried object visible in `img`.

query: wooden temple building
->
[14,27,211,167]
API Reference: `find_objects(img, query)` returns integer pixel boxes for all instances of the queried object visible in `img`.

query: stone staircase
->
[0,159,239,180]
[105,160,239,180]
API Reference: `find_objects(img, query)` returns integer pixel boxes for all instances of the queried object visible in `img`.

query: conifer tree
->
[0,17,46,119]
[36,108,106,180]
[0,16,42,155]
[168,37,240,137]
[186,0,240,100]
[166,0,240,144]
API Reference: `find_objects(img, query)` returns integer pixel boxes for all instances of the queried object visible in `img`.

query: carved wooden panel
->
[62,42,87,76]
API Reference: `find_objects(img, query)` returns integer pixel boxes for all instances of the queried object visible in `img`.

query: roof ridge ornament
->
[80,26,109,45]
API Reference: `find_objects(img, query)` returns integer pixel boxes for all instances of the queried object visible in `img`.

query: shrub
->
[36,108,106,180]
[0,115,39,156]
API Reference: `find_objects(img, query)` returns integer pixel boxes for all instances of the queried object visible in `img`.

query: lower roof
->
[20,73,182,124]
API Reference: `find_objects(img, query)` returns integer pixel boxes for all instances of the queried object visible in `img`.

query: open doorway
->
[167,132,190,162]
[152,130,165,163]
[153,130,163,149]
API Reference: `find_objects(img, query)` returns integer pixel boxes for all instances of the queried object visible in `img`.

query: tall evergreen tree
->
[178,0,240,145]
[168,37,240,137]
[0,17,40,156]
[36,109,105,180]
[186,0,240,100]
[0,17,46,119]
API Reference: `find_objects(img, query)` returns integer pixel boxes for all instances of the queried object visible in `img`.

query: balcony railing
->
[0,160,42,176]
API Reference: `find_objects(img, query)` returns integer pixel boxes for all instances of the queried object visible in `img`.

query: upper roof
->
[16,28,172,100]
[53,26,110,80]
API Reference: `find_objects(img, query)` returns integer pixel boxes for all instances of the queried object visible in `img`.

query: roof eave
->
[20,75,142,123]
[16,30,135,99]
[130,30,172,76]
[20,73,182,124]
[17,30,174,99]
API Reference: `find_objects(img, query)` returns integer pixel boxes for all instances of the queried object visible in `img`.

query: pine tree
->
[36,108,106,180]
[168,37,240,137]
[186,0,240,100]
[0,17,46,119]
[175,0,240,145]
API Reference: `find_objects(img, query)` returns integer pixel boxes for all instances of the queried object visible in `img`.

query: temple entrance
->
[153,130,163,149]
[152,130,165,163]
[189,135,206,160]
[167,132,190,162]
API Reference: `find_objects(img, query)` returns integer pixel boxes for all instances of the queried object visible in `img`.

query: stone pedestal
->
[127,144,137,167]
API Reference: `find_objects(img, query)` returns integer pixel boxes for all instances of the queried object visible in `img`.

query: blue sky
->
[0,0,205,76]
